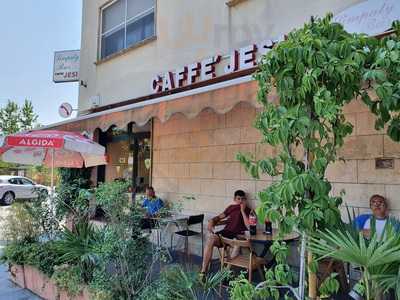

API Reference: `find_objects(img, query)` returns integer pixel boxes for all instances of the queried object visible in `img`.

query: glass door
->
[129,131,151,193]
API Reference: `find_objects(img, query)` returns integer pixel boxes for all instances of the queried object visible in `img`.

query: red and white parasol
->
[0,130,107,195]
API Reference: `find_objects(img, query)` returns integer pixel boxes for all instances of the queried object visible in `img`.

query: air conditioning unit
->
[90,95,101,108]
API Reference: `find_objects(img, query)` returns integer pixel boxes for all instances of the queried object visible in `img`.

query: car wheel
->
[2,192,15,205]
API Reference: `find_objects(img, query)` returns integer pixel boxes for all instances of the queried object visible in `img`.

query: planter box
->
[59,287,90,300]
[9,264,25,288]
[24,265,58,300]
[9,264,90,300]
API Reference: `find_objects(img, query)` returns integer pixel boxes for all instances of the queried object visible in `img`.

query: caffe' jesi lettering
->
[151,36,285,94]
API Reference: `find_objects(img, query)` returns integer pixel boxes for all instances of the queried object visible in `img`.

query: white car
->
[0,176,50,205]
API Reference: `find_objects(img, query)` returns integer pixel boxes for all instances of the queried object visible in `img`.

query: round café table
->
[238,228,300,257]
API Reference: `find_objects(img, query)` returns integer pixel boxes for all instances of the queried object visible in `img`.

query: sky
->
[0,0,82,126]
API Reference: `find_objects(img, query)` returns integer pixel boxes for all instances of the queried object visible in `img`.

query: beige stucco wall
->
[78,0,363,113]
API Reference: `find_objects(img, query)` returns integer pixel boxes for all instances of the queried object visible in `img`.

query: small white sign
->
[334,0,400,36]
[53,50,80,83]
[58,102,73,118]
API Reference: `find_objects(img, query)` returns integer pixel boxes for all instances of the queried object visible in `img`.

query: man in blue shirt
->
[354,194,390,239]
[142,186,164,217]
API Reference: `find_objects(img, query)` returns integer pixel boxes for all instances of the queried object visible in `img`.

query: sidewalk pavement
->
[0,243,41,300]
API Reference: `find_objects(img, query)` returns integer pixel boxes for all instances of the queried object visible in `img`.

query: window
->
[20,178,34,185]
[225,0,248,7]
[100,0,155,59]
[9,178,22,185]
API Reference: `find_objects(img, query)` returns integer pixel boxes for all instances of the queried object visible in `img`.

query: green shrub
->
[24,241,59,276]
[89,181,154,299]
[25,191,61,240]
[88,268,114,300]
[2,179,167,300]
[95,180,130,225]
[1,240,59,276]
[52,264,84,296]
[0,203,40,242]
[139,265,231,300]
[1,240,30,266]
[55,167,92,220]
[89,224,152,299]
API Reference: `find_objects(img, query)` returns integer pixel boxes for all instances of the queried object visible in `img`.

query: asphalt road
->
[0,205,41,300]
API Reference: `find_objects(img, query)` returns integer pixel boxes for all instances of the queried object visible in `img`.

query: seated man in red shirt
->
[200,190,251,274]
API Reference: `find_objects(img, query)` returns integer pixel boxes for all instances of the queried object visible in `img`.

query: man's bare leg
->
[201,234,221,273]
[230,245,240,258]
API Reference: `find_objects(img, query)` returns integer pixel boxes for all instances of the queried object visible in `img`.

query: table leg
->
[259,241,273,258]
[160,221,173,262]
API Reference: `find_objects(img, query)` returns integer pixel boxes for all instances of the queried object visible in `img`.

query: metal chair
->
[171,214,204,259]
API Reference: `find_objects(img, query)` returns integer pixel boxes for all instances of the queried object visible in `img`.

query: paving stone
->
[0,288,41,300]
[0,278,23,293]
[0,264,41,300]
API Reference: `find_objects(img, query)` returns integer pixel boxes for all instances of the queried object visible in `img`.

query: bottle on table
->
[264,218,272,235]
[249,210,257,236]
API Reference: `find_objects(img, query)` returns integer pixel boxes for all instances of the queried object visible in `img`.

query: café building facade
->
[49,0,400,251]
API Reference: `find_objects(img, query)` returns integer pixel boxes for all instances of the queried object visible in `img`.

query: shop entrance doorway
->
[96,122,152,195]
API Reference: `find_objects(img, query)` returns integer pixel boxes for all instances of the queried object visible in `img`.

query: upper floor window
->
[100,0,155,59]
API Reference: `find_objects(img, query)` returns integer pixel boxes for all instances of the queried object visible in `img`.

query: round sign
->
[58,102,73,118]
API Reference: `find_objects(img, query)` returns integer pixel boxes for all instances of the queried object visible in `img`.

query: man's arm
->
[208,213,226,233]
[240,203,250,227]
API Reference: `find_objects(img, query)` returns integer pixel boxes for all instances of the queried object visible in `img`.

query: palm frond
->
[53,222,100,282]
[372,264,400,299]
[310,222,400,300]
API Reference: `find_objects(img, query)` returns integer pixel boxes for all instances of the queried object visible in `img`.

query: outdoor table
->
[238,228,300,258]
[150,214,190,260]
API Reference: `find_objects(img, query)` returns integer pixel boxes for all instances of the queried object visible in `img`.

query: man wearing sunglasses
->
[362,194,389,239]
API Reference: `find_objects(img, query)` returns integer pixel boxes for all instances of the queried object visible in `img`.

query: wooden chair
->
[219,235,265,283]
[208,219,229,269]
[318,258,349,294]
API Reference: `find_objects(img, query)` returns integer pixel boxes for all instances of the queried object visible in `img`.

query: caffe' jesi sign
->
[150,36,285,94]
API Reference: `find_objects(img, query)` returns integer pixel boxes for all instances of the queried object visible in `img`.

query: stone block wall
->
[152,100,400,254]
[332,100,400,217]
[153,103,266,216]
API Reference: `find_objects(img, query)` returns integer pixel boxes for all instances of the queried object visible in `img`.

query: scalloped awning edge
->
[48,79,267,134]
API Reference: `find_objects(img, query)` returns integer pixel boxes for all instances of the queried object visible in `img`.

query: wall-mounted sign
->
[151,36,284,94]
[53,50,80,83]
[334,0,400,36]
[375,158,394,169]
